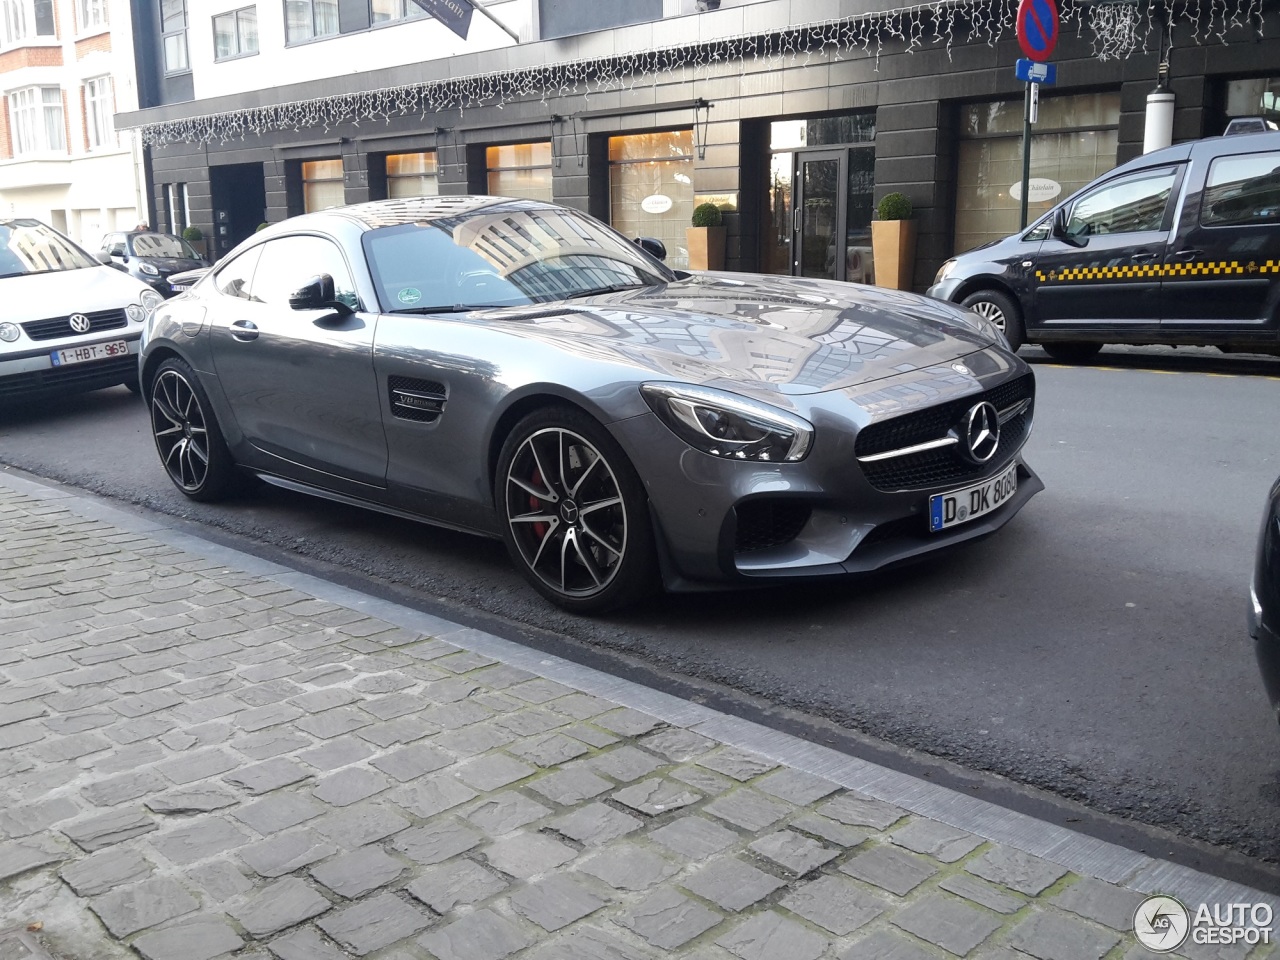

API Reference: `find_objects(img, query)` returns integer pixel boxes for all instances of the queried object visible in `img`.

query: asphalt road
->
[4,346,1280,882]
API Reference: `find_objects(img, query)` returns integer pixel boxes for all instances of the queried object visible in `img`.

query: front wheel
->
[149,357,237,502]
[496,406,657,614]
[1041,342,1103,363]
[960,289,1025,351]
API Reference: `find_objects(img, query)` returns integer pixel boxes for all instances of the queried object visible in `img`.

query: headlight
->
[641,383,813,462]
[0,322,19,343]
[934,259,958,285]
[139,262,159,276]
[141,290,164,316]
[125,304,144,323]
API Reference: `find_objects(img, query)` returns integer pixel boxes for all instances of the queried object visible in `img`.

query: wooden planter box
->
[686,226,726,271]
[870,220,918,291]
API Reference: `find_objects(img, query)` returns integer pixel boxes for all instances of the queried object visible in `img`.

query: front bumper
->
[926,277,964,303]
[0,334,141,400]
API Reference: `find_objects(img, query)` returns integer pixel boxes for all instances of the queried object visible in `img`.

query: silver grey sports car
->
[139,196,1042,613]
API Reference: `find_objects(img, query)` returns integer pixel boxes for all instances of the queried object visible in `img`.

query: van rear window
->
[1202,151,1280,226]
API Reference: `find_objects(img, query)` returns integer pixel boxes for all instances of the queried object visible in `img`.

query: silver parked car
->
[1,219,163,400]
[139,197,1042,612]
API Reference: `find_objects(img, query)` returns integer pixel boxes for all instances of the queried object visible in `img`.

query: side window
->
[253,235,360,309]
[1202,151,1280,227]
[1066,169,1177,237]
[212,245,263,301]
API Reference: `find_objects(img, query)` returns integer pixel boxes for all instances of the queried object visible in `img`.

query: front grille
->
[855,374,1034,492]
[734,499,811,553]
[21,308,129,342]
[388,376,447,423]
[0,354,136,400]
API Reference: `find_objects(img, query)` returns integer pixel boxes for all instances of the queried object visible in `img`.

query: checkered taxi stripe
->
[1035,259,1280,282]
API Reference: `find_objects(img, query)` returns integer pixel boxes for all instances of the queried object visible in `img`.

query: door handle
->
[231,320,259,341]
[1171,249,1203,261]
[1130,250,1158,261]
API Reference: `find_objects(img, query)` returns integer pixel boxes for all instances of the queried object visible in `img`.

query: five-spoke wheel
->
[149,358,235,501]
[497,407,655,613]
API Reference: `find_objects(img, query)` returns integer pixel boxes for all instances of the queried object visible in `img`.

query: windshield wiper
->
[563,283,647,300]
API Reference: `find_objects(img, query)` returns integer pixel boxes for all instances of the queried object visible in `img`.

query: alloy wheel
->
[969,299,1007,332]
[151,369,212,493]
[503,426,628,599]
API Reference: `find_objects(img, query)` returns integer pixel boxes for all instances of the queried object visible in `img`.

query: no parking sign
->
[1016,0,1059,61]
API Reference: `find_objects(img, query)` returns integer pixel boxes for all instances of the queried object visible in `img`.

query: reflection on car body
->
[97,231,209,297]
[140,196,1041,612]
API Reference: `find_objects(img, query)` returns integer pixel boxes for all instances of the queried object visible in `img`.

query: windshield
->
[363,203,673,313]
[130,233,200,259]
[0,220,96,277]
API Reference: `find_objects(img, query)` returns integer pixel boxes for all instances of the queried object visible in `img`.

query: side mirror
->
[634,236,667,261]
[1051,209,1086,248]
[289,274,353,315]
[95,252,112,265]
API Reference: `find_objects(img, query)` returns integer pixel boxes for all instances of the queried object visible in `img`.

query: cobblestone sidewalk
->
[0,472,1274,960]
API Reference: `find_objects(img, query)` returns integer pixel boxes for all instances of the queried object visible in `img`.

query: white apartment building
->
[0,0,144,248]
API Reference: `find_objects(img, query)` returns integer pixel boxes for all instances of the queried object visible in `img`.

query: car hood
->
[6,265,152,323]
[138,257,206,272]
[475,272,1000,397]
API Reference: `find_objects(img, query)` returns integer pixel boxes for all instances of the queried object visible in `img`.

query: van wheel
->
[1042,342,1103,363]
[960,289,1024,351]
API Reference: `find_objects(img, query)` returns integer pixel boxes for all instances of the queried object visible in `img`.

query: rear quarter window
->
[1201,151,1280,226]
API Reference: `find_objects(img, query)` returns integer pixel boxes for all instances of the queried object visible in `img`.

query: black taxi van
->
[928,130,1280,362]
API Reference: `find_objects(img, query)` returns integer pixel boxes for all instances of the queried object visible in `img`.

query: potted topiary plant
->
[181,225,206,259]
[686,202,726,271]
[870,192,917,291]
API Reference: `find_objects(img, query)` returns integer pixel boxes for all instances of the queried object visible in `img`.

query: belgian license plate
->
[929,462,1018,533]
[50,340,130,367]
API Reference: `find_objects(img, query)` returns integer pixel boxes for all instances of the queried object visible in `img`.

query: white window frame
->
[77,0,107,32]
[370,0,425,26]
[85,76,116,150]
[284,0,338,45]
[161,0,189,74]
[2,0,56,46]
[213,5,258,59]
[8,85,65,156]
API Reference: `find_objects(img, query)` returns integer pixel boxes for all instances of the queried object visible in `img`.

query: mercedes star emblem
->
[68,314,91,334]
[963,401,1000,463]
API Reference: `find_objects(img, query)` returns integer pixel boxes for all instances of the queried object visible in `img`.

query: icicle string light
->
[133,0,1264,147]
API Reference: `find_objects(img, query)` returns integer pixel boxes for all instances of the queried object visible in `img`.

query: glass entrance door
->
[794,150,844,279]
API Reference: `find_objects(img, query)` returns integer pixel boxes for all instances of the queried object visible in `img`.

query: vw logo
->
[962,401,1000,463]
[69,314,92,334]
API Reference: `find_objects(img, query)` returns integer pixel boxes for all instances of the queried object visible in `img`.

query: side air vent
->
[389,376,447,423]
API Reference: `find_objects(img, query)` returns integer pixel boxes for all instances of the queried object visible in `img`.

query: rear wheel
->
[1041,341,1103,363]
[496,406,657,613]
[149,357,236,502]
[960,289,1024,351]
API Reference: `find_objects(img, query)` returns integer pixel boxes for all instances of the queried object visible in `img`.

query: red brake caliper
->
[530,467,548,541]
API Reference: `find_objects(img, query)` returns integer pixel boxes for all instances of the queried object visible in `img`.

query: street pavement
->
[0,466,1275,960]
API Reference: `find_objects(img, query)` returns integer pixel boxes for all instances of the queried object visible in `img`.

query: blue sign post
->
[1015,0,1060,228]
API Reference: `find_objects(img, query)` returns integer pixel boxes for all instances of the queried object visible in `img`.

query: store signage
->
[1015,0,1058,61]
[1009,178,1062,202]
[641,195,674,214]
[409,0,474,39]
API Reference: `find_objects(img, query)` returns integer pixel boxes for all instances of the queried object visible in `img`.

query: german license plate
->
[929,462,1018,532]
[50,340,130,367]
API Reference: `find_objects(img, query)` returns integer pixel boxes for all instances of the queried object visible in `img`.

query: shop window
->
[303,159,345,212]
[214,6,258,59]
[608,130,694,270]
[486,142,553,202]
[161,0,189,73]
[85,76,115,150]
[371,0,425,25]
[386,151,438,198]
[8,86,64,155]
[1225,77,1280,124]
[2,0,55,44]
[955,92,1119,254]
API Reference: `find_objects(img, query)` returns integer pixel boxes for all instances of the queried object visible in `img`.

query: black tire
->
[149,357,237,502]
[1041,341,1103,363]
[496,406,657,614]
[960,288,1025,351]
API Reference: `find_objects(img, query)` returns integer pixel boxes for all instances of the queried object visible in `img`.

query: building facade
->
[0,0,143,246]
[118,0,1280,289]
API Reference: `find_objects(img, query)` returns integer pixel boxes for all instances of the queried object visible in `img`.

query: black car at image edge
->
[1250,477,1280,725]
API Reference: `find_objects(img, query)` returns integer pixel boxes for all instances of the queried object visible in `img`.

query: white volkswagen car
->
[0,219,163,401]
